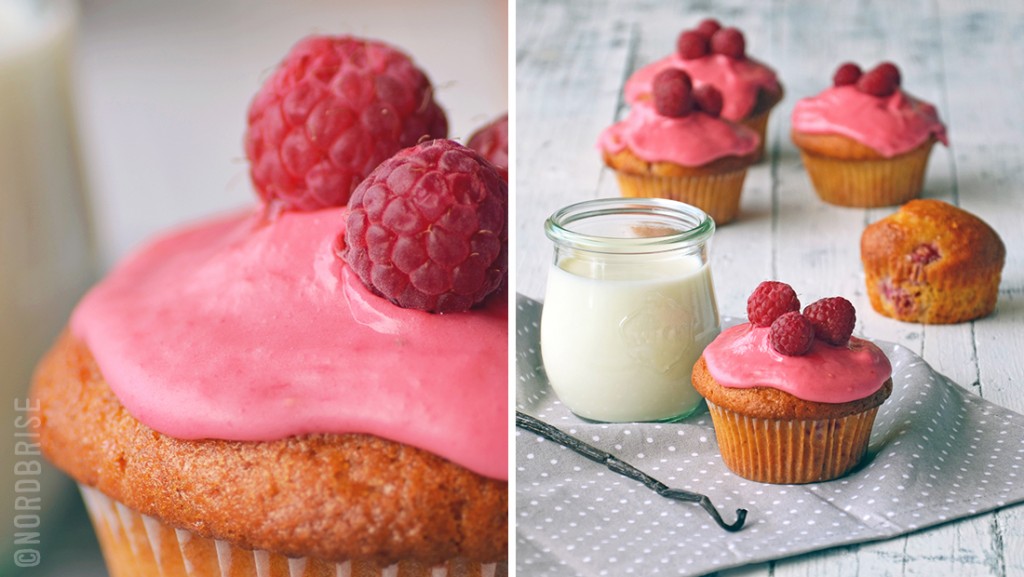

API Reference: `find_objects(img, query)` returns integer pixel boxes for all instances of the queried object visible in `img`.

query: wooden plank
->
[516,0,633,299]
[936,2,1024,575]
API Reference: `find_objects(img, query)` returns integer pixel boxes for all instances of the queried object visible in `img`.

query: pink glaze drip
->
[702,323,892,404]
[70,208,508,480]
[791,85,949,157]
[598,100,760,166]
[624,54,782,121]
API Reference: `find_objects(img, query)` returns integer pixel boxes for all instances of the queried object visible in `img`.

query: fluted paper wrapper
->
[79,485,504,577]
[704,402,880,484]
[614,167,748,225]
[799,140,935,208]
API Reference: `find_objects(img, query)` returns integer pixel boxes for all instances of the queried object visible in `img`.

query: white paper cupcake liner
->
[79,485,504,577]
[705,402,879,484]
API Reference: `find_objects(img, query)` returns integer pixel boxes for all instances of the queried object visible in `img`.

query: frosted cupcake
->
[31,35,508,577]
[625,19,784,160]
[599,68,760,225]
[692,281,893,484]
[791,61,948,207]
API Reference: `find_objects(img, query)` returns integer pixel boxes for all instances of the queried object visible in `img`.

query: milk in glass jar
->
[540,198,720,422]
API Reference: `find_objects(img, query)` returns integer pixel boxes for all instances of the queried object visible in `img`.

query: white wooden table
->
[515,1,1023,575]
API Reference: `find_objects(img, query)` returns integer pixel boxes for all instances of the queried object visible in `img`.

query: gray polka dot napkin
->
[515,295,1024,576]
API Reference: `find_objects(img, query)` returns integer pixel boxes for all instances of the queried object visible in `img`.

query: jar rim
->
[544,198,715,253]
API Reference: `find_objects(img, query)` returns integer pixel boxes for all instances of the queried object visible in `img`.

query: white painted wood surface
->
[515,0,1023,575]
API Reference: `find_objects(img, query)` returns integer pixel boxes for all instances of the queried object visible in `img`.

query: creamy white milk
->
[541,255,720,422]
[1,0,91,556]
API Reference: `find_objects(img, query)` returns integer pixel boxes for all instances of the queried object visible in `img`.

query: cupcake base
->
[863,254,1002,325]
[80,485,504,577]
[794,134,937,208]
[612,167,749,225]
[705,402,881,484]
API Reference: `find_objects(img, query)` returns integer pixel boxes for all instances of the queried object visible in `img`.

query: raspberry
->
[909,243,941,265]
[695,18,722,38]
[746,281,801,327]
[343,139,507,313]
[652,69,693,118]
[803,297,856,346]
[466,113,508,179]
[710,27,746,59]
[769,312,815,356]
[677,30,710,60]
[246,35,448,211]
[856,62,901,97]
[832,62,862,87]
[692,84,724,117]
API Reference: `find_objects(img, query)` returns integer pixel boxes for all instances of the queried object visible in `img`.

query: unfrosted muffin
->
[599,69,759,225]
[861,199,1005,324]
[692,282,893,484]
[624,18,783,160]
[791,61,948,207]
[31,34,508,577]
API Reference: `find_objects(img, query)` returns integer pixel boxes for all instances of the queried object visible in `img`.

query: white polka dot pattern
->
[516,296,1024,576]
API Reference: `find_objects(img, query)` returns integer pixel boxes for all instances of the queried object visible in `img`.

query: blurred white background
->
[78,0,508,270]
[1,1,507,575]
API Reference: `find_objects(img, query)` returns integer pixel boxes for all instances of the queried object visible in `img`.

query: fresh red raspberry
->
[803,297,856,346]
[652,68,693,118]
[747,281,801,327]
[692,84,724,117]
[342,139,507,313]
[246,35,448,211]
[466,113,508,180]
[856,62,901,97]
[769,312,815,356]
[677,30,710,60]
[695,18,722,38]
[833,62,863,87]
[710,27,746,59]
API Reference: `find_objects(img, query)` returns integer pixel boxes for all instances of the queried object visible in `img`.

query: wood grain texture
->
[515,0,1024,574]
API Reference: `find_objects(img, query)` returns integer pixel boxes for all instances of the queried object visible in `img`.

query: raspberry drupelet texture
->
[710,27,746,59]
[652,68,694,118]
[832,62,863,87]
[746,281,801,327]
[856,62,901,97]
[692,84,724,117]
[677,30,710,60]
[769,311,815,356]
[343,139,507,313]
[803,297,856,346]
[466,113,509,177]
[246,35,448,212]
[695,18,722,38]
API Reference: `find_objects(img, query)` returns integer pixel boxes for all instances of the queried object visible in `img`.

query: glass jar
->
[540,198,720,422]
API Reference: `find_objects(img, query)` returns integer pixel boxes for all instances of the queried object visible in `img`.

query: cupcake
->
[31,35,508,577]
[599,68,760,225]
[466,113,509,178]
[624,18,784,160]
[861,199,1005,324]
[692,281,893,484]
[791,61,948,207]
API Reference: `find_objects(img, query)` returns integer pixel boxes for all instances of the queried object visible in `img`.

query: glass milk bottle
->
[540,198,720,422]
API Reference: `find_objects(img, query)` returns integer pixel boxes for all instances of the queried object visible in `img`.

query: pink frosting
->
[624,54,782,121]
[702,323,892,404]
[791,85,949,157]
[598,100,760,166]
[70,208,508,480]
